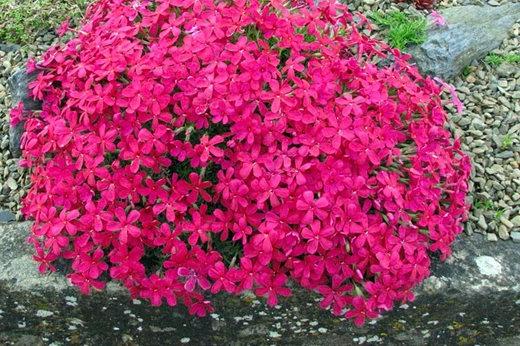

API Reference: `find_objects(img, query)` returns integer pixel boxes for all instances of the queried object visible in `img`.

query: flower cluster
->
[398,0,437,10]
[19,0,470,325]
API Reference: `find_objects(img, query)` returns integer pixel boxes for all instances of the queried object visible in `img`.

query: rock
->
[486,164,504,175]
[496,63,519,78]
[0,43,21,53]
[477,215,488,230]
[474,255,502,276]
[0,222,519,345]
[239,324,269,337]
[0,210,15,223]
[35,309,54,318]
[8,121,25,159]
[408,3,520,79]
[511,215,520,228]
[10,335,45,346]
[0,222,70,291]
[7,68,42,158]
[465,75,477,84]
[498,226,509,240]
[511,231,520,243]
[486,233,498,242]
[496,151,514,159]
[5,177,17,190]
[500,217,514,229]
[7,68,41,111]
[471,118,486,131]
[458,117,472,127]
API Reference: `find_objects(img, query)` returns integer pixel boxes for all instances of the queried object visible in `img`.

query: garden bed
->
[0,0,519,344]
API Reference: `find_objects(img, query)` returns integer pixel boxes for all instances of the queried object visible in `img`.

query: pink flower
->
[345,296,379,327]
[50,209,80,236]
[106,208,141,244]
[255,273,291,307]
[72,248,108,279]
[10,102,24,126]
[434,77,464,114]
[208,261,236,294]
[32,244,58,273]
[301,220,335,254]
[317,275,352,316]
[20,0,470,326]
[177,267,211,292]
[296,191,330,224]
[26,58,37,73]
[68,272,106,294]
[140,274,177,306]
[56,19,70,36]
[430,11,446,27]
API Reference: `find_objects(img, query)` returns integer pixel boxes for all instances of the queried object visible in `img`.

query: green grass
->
[0,0,90,45]
[484,53,520,66]
[473,199,506,221]
[461,66,472,77]
[369,10,427,50]
[500,134,516,150]
[474,199,494,211]
[494,208,506,221]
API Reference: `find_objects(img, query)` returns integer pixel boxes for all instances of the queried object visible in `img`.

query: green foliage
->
[0,0,90,44]
[494,208,505,221]
[500,134,516,150]
[473,199,506,221]
[369,10,427,50]
[461,66,472,77]
[484,53,520,66]
[473,199,495,211]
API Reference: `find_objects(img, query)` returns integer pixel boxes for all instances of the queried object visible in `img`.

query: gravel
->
[511,231,520,243]
[0,32,59,221]
[0,2,518,240]
[450,20,520,241]
[346,0,520,241]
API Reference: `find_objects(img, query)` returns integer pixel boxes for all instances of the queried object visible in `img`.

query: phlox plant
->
[14,0,470,326]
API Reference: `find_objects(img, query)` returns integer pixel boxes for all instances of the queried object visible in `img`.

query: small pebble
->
[35,310,54,318]
[510,231,520,243]
[268,331,281,338]
[498,226,510,240]
[487,233,498,242]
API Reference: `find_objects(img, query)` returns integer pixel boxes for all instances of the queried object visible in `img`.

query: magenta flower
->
[177,267,211,292]
[20,0,470,325]
[140,274,177,307]
[430,11,446,27]
[301,220,335,254]
[345,296,379,327]
[106,208,141,244]
[255,273,292,307]
[56,19,70,36]
[296,191,330,224]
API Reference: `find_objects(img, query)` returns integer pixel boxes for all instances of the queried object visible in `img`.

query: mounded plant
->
[14,0,470,325]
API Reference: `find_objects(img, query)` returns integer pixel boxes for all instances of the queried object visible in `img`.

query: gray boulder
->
[0,222,519,345]
[409,3,520,79]
[0,43,21,52]
[0,210,15,223]
[7,67,41,158]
